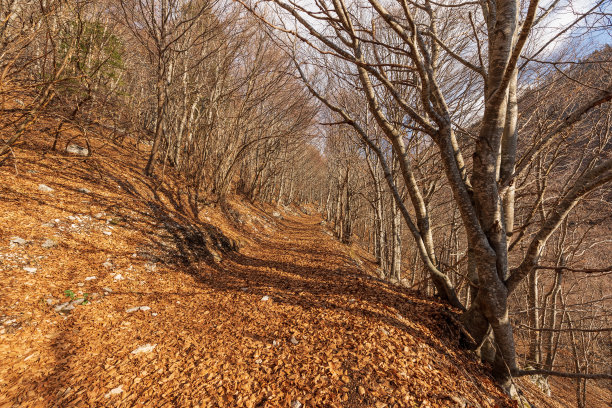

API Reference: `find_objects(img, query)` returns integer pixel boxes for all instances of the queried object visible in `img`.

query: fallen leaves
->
[0,133,517,408]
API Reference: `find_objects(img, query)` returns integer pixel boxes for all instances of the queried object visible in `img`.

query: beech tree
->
[242,0,612,389]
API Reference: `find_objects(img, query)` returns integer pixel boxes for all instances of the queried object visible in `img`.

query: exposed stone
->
[42,239,58,249]
[38,184,54,193]
[261,296,270,301]
[23,267,37,274]
[78,187,91,194]
[131,344,156,354]
[105,385,123,398]
[66,144,89,156]
[10,236,27,246]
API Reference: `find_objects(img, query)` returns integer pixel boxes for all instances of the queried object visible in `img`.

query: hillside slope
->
[0,133,541,407]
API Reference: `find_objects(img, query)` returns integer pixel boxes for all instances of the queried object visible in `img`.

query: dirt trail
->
[0,137,512,408]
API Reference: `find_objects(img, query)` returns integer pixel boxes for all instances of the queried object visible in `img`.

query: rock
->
[46,298,57,306]
[10,236,27,246]
[38,184,54,193]
[54,302,70,312]
[23,267,37,274]
[54,302,75,313]
[103,230,112,236]
[113,274,124,281]
[41,239,57,248]
[102,287,113,293]
[152,313,158,317]
[65,144,89,156]
[84,276,96,281]
[255,358,263,364]
[450,396,468,408]
[131,344,156,354]
[103,261,113,269]
[94,212,104,219]
[77,187,91,194]
[139,306,151,311]
[77,282,84,287]
[291,400,303,408]
[261,295,270,301]
[290,336,299,345]
[71,298,86,306]
[272,211,281,218]
[105,385,123,398]
[126,307,140,313]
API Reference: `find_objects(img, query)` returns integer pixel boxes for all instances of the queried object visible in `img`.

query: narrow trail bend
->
[0,138,512,407]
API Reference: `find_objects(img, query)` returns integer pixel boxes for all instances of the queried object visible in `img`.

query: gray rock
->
[102,287,113,293]
[38,184,54,193]
[71,298,86,306]
[139,306,151,311]
[126,306,140,313]
[103,230,112,236]
[272,211,281,218]
[103,261,113,269]
[41,239,57,248]
[84,276,96,281]
[261,295,270,301]
[291,401,303,408]
[65,144,89,156]
[23,267,37,274]
[46,298,57,306]
[290,336,299,345]
[77,187,91,194]
[10,236,27,245]
[54,302,75,313]
[113,273,124,281]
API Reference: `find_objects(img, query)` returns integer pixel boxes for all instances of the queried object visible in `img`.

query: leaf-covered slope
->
[0,133,517,407]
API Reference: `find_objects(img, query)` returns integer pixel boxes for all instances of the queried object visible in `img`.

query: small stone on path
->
[131,344,156,354]
[42,239,57,248]
[261,295,270,301]
[105,385,123,398]
[38,184,54,193]
[10,237,27,245]
[23,267,37,274]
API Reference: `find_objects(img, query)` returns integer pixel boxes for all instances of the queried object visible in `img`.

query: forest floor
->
[0,131,564,407]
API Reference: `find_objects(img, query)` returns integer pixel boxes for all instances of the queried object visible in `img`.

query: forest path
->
[0,137,510,407]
